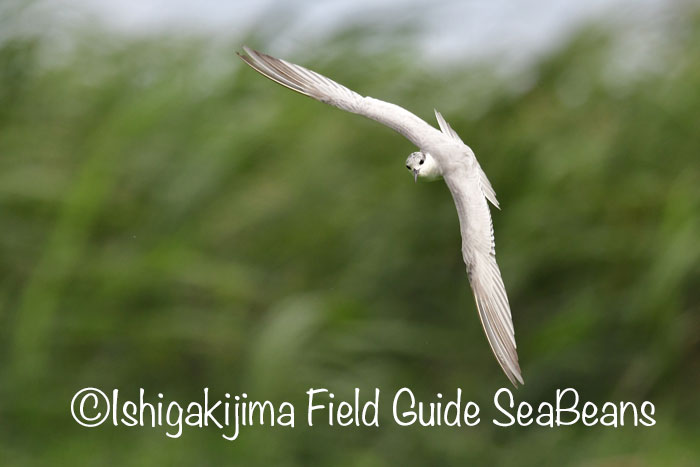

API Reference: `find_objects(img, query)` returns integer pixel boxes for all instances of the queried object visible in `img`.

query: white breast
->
[419,153,443,180]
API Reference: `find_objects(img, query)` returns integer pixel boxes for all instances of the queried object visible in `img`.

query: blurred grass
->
[1,4,699,466]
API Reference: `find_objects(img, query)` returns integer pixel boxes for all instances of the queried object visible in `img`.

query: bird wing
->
[444,167,523,386]
[434,110,499,209]
[238,46,440,148]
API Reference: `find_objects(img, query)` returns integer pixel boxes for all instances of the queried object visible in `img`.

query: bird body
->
[238,46,523,386]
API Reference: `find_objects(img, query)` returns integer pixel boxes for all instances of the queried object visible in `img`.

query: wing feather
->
[444,169,523,386]
[238,46,441,148]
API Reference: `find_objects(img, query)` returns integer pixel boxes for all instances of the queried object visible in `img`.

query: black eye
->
[419,159,424,165]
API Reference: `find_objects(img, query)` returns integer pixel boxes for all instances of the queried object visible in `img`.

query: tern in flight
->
[238,46,523,386]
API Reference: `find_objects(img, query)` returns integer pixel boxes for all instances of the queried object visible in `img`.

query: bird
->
[238,46,523,386]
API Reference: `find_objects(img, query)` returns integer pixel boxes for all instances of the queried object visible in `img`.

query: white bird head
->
[405,151,440,182]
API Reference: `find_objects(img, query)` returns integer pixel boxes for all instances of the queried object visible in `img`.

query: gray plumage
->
[238,46,523,386]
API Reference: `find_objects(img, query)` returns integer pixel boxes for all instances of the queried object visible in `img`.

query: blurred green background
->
[1,0,699,465]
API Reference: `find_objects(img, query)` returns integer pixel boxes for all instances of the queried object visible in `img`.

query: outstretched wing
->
[238,46,440,148]
[444,168,523,386]
[434,110,499,209]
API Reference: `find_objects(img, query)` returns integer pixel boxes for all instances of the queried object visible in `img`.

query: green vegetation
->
[1,6,699,466]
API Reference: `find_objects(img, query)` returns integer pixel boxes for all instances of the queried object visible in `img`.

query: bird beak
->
[413,169,419,183]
